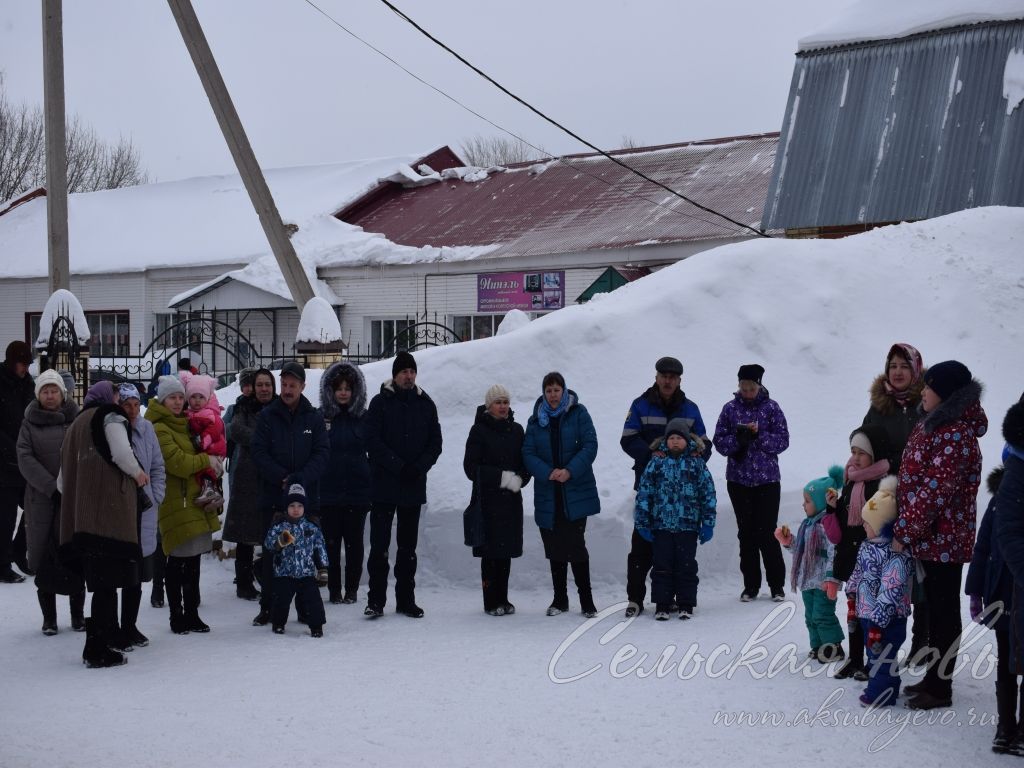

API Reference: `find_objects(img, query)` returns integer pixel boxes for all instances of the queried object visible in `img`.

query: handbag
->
[463,471,486,548]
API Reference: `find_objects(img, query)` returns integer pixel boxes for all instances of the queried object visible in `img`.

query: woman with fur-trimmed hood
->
[862,343,926,472]
[318,361,371,604]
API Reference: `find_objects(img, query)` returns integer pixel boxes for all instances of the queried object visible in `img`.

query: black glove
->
[736,426,754,446]
[399,464,420,484]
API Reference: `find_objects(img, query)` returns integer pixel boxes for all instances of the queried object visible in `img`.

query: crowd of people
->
[2,339,1024,752]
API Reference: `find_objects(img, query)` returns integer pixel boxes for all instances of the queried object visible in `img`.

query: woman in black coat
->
[463,384,530,616]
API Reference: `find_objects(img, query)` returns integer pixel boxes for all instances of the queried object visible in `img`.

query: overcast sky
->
[1,1,846,183]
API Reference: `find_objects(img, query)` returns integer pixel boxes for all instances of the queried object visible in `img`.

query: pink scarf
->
[844,457,890,526]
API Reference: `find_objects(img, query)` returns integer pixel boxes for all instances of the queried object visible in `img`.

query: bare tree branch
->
[458,133,547,167]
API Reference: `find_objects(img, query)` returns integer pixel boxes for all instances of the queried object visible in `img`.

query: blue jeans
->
[861,617,907,705]
[651,530,698,609]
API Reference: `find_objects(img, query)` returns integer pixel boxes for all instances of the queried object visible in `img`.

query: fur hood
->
[1003,399,1024,450]
[23,397,78,426]
[319,361,368,420]
[988,466,1005,495]
[869,373,925,416]
[921,379,987,436]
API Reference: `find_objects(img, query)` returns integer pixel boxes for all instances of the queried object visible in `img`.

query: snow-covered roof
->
[0,152,432,280]
[798,0,1024,51]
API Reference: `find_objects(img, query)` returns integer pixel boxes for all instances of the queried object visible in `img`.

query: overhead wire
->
[300,0,763,238]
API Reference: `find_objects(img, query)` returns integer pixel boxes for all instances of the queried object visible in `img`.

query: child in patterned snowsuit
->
[264,484,328,636]
[634,418,717,620]
[775,465,845,663]
[847,476,914,706]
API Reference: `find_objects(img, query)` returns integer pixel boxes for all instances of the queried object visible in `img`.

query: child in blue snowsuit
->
[775,465,845,663]
[634,418,717,620]
[265,484,329,637]
[846,476,914,707]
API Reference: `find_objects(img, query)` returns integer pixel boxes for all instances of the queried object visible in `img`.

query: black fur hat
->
[1004,398,1024,450]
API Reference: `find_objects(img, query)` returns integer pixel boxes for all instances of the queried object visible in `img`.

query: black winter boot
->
[165,557,189,634]
[235,555,260,601]
[546,561,569,616]
[571,560,598,617]
[994,677,1019,753]
[120,586,148,647]
[37,589,58,635]
[82,617,126,668]
[70,591,86,631]
[182,555,209,633]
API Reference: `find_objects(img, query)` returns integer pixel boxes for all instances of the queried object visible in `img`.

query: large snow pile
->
[799,0,1024,51]
[295,296,342,344]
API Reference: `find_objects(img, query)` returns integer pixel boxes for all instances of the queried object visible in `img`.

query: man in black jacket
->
[0,341,34,583]
[250,362,329,625]
[364,351,443,618]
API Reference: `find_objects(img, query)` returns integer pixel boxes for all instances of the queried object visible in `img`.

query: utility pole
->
[42,0,70,293]
[166,0,315,310]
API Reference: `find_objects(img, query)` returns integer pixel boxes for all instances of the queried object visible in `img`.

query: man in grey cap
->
[249,361,329,625]
[619,356,711,617]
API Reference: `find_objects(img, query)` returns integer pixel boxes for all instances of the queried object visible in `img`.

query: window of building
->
[370,318,415,357]
[28,311,130,357]
[450,314,501,342]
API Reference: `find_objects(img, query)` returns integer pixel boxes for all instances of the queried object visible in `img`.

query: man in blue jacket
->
[620,356,711,617]
[364,351,443,619]
[249,362,329,626]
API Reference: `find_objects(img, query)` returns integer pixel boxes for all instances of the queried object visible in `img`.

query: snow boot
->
[182,556,209,633]
[82,618,126,668]
[165,557,189,634]
[70,591,86,631]
[234,558,260,601]
[38,589,58,636]
[571,560,597,617]
[120,585,148,647]
[547,561,569,616]
[994,677,1019,753]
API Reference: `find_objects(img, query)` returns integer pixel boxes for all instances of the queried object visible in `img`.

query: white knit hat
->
[485,383,511,407]
[34,369,66,399]
[156,375,186,403]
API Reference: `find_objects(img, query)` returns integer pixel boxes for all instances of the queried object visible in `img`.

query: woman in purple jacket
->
[713,364,790,602]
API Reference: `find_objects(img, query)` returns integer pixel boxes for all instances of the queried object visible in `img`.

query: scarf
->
[882,343,923,406]
[844,457,890,526]
[537,389,570,428]
[791,509,827,592]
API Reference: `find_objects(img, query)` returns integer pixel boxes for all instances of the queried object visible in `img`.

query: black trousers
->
[727,481,786,595]
[481,557,511,610]
[920,561,964,699]
[0,487,23,573]
[321,504,369,596]
[651,530,699,610]
[271,576,326,629]
[367,504,421,608]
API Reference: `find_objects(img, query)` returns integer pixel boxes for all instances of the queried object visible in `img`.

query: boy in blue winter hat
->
[776,466,846,663]
[634,418,717,620]
[264,484,329,637]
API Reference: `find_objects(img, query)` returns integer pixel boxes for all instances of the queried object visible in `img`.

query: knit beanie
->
[485,383,511,407]
[861,476,899,533]
[803,465,845,513]
[284,483,306,509]
[1003,398,1024,451]
[737,364,765,384]
[118,382,142,402]
[923,360,972,401]
[392,350,417,378]
[34,369,66,399]
[5,340,31,367]
[238,368,257,388]
[156,375,186,403]
[665,417,692,440]
[185,374,215,401]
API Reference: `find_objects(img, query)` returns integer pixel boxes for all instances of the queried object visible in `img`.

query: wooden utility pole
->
[166,0,315,310]
[42,0,70,293]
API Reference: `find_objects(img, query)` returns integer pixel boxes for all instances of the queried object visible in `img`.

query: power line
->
[377,0,770,239]
[299,0,753,237]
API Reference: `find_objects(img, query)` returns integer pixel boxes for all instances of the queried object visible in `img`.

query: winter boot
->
[120,586,148,648]
[994,677,1018,753]
[546,561,569,616]
[37,589,58,635]
[571,560,598,618]
[70,591,86,631]
[182,556,210,633]
[234,558,260,601]
[165,557,189,634]
[82,618,126,668]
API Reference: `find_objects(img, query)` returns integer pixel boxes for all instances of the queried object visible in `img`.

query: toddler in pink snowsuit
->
[185,375,227,509]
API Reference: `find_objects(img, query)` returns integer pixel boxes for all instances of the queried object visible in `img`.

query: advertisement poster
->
[477,271,565,313]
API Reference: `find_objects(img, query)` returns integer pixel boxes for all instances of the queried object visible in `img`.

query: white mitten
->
[500,470,522,493]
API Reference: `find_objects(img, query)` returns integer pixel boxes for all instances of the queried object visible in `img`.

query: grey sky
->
[1,1,843,183]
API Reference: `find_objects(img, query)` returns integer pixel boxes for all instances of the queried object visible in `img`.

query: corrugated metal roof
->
[340,134,778,258]
[764,20,1024,229]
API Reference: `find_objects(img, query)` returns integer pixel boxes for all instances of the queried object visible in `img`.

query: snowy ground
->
[0,559,1009,767]
[2,206,1022,765]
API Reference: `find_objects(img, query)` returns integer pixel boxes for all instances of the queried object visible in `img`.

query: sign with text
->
[477,271,565,313]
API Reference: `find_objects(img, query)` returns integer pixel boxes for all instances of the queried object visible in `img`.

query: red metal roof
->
[339,133,778,258]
